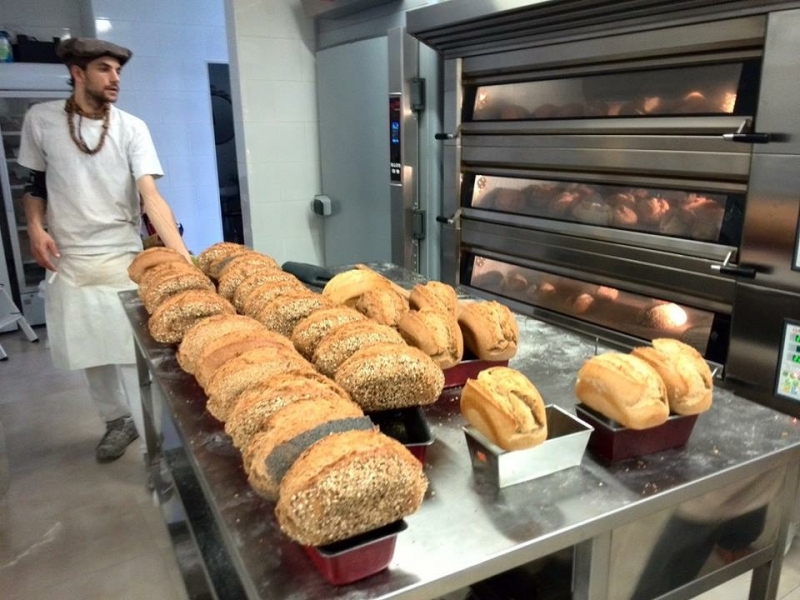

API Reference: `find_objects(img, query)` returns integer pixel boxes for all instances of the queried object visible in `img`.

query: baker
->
[18,37,191,462]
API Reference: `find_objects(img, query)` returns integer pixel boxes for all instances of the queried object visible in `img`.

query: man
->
[18,38,191,463]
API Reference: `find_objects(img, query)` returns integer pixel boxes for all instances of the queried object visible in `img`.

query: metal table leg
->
[573,531,611,600]
[135,342,160,473]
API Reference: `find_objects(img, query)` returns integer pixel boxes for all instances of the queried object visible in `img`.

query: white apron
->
[45,252,138,370]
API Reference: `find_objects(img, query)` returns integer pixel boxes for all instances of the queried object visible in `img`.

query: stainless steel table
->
[120,268,800,600]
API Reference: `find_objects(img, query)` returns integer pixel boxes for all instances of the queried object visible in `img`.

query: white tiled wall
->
[226,0,324,265]
[87,0,228,255]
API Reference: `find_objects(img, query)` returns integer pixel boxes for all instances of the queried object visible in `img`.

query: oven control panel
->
[389,95,401,183]
[776,320,800,401]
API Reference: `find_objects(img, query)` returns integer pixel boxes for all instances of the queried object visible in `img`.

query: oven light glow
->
[721,92,737,113]
[663,304,688,327]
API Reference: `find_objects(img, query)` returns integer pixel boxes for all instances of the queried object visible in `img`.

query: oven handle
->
[710,250,757,279]
[435,124,461,141]
[436,208,462,226]
[721,119,771,144]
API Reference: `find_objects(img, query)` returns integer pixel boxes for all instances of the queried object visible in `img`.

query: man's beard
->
[85,85,116,108]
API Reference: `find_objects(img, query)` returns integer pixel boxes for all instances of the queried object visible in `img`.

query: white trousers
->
[83,363,144,437]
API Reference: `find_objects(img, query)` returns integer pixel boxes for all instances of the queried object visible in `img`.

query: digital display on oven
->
[776,320,800,401]
[389,96,401,183]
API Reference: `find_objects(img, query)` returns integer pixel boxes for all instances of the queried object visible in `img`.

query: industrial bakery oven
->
[408,1,800,415]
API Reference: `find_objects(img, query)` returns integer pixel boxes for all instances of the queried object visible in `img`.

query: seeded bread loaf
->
[457,301,519,361]
[276,429,427,546]
[128,247,187,283]
[141,270,215,314]
[137,261,200,301]
[335,343,445,411]
[177,314,264,374]
[148,290,236,344]
[291,307,367,360]
[240,281,308,319]
[225,374,351,450]
[312,320,405,377]
[197,242,249,279]
[254,292,336,338]
[245,397,366,501]
[205,355,313,422]
[234,272,303,313]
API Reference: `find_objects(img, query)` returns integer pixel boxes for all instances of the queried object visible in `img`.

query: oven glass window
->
[467,255,715,355]
[468,175,741,245]
[470,61,754,121]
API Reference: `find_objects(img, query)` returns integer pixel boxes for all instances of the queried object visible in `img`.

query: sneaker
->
[96,417,139,463]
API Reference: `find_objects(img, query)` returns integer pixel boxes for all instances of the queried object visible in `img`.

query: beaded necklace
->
[64,96,110,155]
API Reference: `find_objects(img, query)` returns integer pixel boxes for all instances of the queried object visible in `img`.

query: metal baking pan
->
[368,406,434,463]
[303,519,408,585]
[575,403,699,464]
[463,405,593,488]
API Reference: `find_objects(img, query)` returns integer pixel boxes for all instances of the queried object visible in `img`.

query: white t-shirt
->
[18,99,164,255]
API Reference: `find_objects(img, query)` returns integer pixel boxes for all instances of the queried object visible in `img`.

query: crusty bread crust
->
[194,330,296,390]
[460,366,547,451]
[128,247,186,283]
[276,430,427,546]
[177,314,264,374]
[233,272,301,313]
[632,339,712,415]
[312,321,405,377]
[240,280,306,318]
[574,352,669,429]
[321,269,393,306]
[137,261,199,301]
[245,397,364,500]
[335,343,445,411]
[216,254,280,300]
[291,307,367,360]
[254,292,335,338]
[148,290,235,344]
[354,287,409,328]
[457,300,519,361]
[409,281,459,317]
[398,308,463,369]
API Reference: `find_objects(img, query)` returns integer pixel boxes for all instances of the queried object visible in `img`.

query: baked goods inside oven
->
[501,269,530,294]
[639,302,688,331]
[631,338,713,416]
[572,195,611,226]
[569,292,596,315]
[471,269,504,289]
[574,352,669,429]
[492,188,527,212]
[460,366,548,451]
[611,204,639,228]
[636,195,671,226]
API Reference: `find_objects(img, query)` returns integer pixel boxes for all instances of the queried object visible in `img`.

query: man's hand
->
[29,226,60,271]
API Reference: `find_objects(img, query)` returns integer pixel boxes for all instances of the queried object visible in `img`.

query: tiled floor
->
[2,327,800,600]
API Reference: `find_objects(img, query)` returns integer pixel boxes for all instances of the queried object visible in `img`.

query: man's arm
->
[23,170,60,271]
[137,174,192,262]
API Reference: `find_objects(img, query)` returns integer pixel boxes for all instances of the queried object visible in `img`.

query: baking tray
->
[463,405,593,488]
[368,406,434,463]
[443,357,509,389]
[575,403,699,464]
[303,520,408,585]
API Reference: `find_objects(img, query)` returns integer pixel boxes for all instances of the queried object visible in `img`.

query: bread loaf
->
[206,357,314,422]
[234,271,302,313]
[631,338,712,415]
[335,343,445,411]
[240,280,307,318]
[225,374,351,450]
[290,307,367,360]
[398,308,464,369]
[177,314,264,374]
[196,242,249,279]
[254,292,336,338]
[460,366,547,451]
[312,321,405,377]
[128,247,187,283]
[137,261,199,301]
[216,253,280,300]
[194,330,297,390]
[408,281,459,317]
[276,429,427,546]
[322,269,393,306]
[574,352,669,429]
[457,301,519,361]
[148,290,236,344]
[245,397,367,500]
[354,287,410,328]
[141,270,215,314]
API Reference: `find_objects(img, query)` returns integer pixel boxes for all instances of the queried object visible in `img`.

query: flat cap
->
[56,38,132,66]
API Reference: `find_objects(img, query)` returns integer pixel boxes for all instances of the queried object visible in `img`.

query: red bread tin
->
[303,520,408,585]
[575,403,699,463]
[442,357,509,389]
